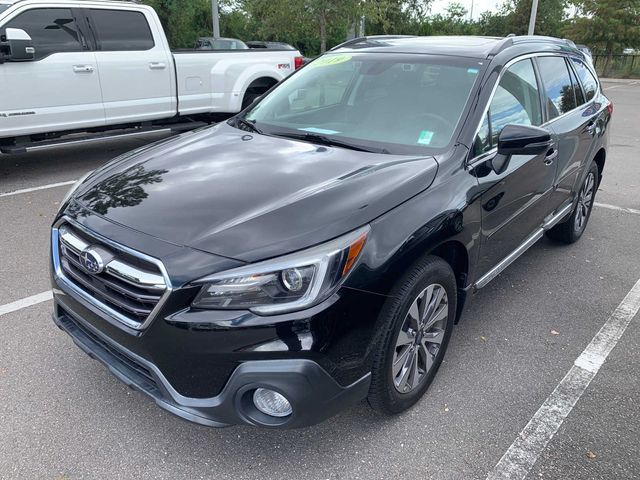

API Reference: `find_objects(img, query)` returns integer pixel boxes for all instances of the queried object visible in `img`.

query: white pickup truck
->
[0,0,303,153]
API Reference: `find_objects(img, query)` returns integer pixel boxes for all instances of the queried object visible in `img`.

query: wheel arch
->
[593,147,606,181]
[242,76,279,105]
[427,240,469,323]
[362,231,471,324]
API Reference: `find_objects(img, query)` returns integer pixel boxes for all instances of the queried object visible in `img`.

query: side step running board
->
[473,203,573,291]
[0,121,206,154]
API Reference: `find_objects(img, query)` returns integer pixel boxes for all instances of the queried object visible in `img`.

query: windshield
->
[0,5,10,15]
[245,53,483,154]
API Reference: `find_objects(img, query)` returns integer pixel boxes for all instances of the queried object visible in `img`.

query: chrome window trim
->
[52,216,173,331]
[467,52,602,166]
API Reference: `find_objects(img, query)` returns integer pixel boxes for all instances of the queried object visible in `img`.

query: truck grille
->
[55,221,169,329]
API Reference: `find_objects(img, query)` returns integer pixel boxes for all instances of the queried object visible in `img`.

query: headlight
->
[191,225,370,314]
[58,170,94,212]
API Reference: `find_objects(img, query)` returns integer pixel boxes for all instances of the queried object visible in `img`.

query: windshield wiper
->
[232,116,263,134]
[271,132,389,154]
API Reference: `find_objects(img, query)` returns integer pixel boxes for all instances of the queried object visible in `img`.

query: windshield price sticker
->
[311,54,352,68]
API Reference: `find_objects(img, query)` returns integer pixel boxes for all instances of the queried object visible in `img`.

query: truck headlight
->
[191,225,370,314]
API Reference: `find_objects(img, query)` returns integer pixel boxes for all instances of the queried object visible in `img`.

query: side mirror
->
[492,124,552,174]
[4,28,35,62]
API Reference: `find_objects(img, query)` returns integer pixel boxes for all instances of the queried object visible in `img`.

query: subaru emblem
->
[79,247,104,275]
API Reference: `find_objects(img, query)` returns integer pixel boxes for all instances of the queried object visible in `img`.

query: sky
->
[429,0,503,20]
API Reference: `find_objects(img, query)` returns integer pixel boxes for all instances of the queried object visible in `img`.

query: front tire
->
[368,255,457,415]
[546,160,599,244]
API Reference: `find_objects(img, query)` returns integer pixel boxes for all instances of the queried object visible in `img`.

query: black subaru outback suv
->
[51,35,611,428]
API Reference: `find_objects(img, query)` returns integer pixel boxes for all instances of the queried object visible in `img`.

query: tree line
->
[142,0,640,61]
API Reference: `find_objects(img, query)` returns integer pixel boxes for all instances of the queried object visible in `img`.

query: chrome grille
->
[54,221,169,329]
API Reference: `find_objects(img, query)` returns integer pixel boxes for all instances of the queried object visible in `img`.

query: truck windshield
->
[245,53,483,155]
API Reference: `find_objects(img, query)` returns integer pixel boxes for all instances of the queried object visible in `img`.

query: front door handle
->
[544,148,558,165]
[73,65,94,73]
[149,62,167,70]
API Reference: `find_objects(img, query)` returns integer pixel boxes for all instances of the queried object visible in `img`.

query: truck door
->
[84,7,175,125]
[0,7,104,138]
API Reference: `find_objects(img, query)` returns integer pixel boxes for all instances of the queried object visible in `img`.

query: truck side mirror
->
[4,28,35,62]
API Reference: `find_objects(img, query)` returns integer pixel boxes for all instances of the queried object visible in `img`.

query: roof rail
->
[487,36,514,57]
[330,35,417,52]
[489,34,580,57]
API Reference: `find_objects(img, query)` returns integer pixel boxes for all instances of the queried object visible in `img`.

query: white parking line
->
[0,180,76,198]
[487,278,640,480]
[0,291,53,317]
[595,202,640,216]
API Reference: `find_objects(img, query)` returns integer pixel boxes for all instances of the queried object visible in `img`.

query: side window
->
[569,63,586,106]
[473,59,542,156]
[3,8,83,60]
[572,58,598,102]
[537,56,577,119]
[90,9,154,51]
[474,113,491,156]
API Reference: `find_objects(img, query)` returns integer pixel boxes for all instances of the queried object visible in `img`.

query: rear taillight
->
[607,102,614,116]
[294,56,304,70]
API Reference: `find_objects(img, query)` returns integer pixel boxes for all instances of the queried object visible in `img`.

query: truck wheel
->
[368,255,456,414]
[546,160,599,244]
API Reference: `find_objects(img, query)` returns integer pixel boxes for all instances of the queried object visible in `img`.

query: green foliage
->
[143,0,214,48]
[137,0,639,65]
[507,0,567,36]
[564,0,640,54]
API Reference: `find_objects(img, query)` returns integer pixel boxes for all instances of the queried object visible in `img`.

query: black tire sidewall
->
[369,256,457,414]
[570,161,600,240]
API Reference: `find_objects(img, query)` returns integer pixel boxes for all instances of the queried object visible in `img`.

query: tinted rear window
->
[90,9,154,51]
[537,56,577,119]
[572,58,598,102]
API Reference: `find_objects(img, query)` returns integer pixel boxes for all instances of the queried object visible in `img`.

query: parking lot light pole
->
[528,0,539,35]
[212,0,220,38]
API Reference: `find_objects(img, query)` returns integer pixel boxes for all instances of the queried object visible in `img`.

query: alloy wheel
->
[392,284,449,394]
[575,172,596,232]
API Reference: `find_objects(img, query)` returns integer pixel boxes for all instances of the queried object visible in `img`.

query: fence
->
[592,55,640,79]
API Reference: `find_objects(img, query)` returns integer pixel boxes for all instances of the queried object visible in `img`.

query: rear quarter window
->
[571,58,599,102]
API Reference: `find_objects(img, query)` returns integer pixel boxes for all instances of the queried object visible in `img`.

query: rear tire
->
[368,255,457,415]
[546,160,599,244]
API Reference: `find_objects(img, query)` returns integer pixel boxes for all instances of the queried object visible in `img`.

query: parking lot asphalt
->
[0,80,639,480]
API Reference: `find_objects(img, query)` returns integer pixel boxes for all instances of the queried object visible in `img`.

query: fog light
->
[253,388,292,417]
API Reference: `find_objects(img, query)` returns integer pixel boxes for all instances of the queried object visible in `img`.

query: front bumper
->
[53,304,371,428]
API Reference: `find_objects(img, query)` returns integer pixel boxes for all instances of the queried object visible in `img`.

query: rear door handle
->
[585,121,597,136]
[149,62,167,70]
[544,148,558,165]
[73,65,94,73]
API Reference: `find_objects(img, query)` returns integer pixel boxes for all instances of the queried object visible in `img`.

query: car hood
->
[74,123,438,262]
